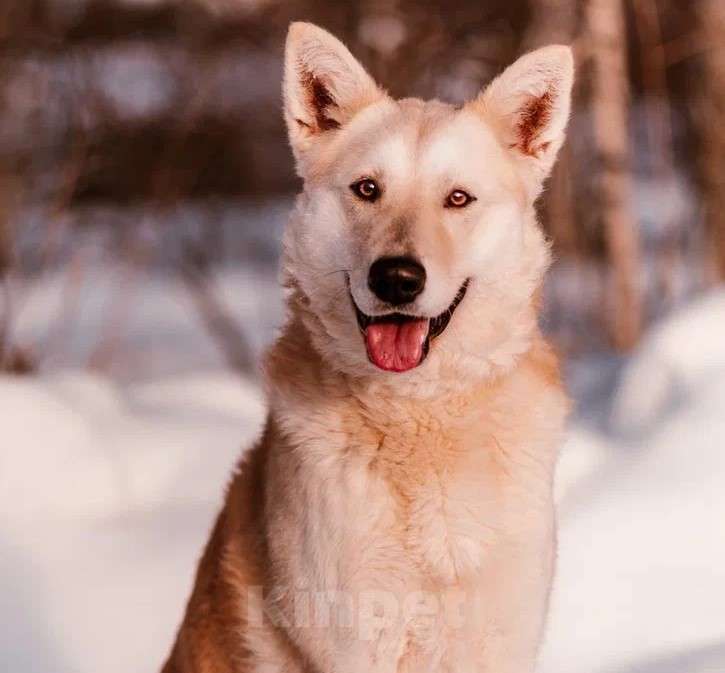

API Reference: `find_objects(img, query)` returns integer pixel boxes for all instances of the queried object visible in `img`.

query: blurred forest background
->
[0,0,723,379]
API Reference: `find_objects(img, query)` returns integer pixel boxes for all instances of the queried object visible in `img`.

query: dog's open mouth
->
[350,280,469,373]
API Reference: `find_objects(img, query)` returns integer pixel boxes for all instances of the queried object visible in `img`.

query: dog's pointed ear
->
[284,22,387,165]
[470,45,574,197]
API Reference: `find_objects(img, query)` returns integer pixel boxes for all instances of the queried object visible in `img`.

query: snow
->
[611,289,725,437]
[8,262,283,380]
[542,290,725,673]
[543,377,725,673]
[2,289,725,673]
[1,370,265,672]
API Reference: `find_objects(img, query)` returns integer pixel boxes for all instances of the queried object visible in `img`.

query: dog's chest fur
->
[366,404,503,585]
[269,344,566,595]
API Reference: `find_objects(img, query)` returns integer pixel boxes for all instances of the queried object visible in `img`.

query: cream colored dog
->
[163,22,573,673]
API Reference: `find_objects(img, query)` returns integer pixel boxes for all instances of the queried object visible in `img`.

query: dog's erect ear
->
[284,22,386,163]
[470,45,574,196]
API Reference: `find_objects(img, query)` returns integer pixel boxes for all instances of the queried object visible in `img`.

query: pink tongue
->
[365,319,429,372]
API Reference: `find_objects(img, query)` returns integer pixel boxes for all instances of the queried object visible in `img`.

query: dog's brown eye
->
[351,178,380,202]
[445,189,475,208]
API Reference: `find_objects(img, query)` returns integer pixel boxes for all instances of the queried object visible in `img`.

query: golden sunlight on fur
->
[162,21,573,673]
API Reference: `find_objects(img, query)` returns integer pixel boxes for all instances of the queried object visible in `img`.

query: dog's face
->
[282,23,573,390]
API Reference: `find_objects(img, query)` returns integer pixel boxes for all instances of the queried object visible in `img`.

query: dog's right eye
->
[350,178,380,202]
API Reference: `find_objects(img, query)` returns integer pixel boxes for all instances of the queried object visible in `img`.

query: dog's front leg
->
[272,587,411,673]
[264,442,412,673]
[467,522,556,673]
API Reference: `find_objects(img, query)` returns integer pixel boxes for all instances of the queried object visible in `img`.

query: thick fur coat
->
[163,22,574,673]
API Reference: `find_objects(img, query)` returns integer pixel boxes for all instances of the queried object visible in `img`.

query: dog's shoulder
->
[495,334,570,419]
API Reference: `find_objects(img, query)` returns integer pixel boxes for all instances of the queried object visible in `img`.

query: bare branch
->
[179,243,256,377]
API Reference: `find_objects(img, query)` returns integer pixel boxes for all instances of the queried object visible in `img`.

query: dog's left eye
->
[445,189,475,208]
[351,178,380,202]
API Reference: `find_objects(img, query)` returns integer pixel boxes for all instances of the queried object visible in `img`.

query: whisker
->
[315,268,351,279]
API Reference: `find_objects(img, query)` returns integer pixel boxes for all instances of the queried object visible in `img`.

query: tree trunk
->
[523,0,577,50]
[586,0,643,350]
[0,164,16,367]
[697,0,725,282]
[632,0,679,310]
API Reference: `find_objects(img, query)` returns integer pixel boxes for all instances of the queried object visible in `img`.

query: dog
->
[162,21,573,673]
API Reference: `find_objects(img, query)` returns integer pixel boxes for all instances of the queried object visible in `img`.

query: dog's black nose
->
[368,256,426,306]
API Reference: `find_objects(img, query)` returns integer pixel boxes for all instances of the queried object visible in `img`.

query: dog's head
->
[281,22,573,391]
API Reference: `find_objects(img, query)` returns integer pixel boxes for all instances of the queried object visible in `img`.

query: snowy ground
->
[2,286,724,673]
